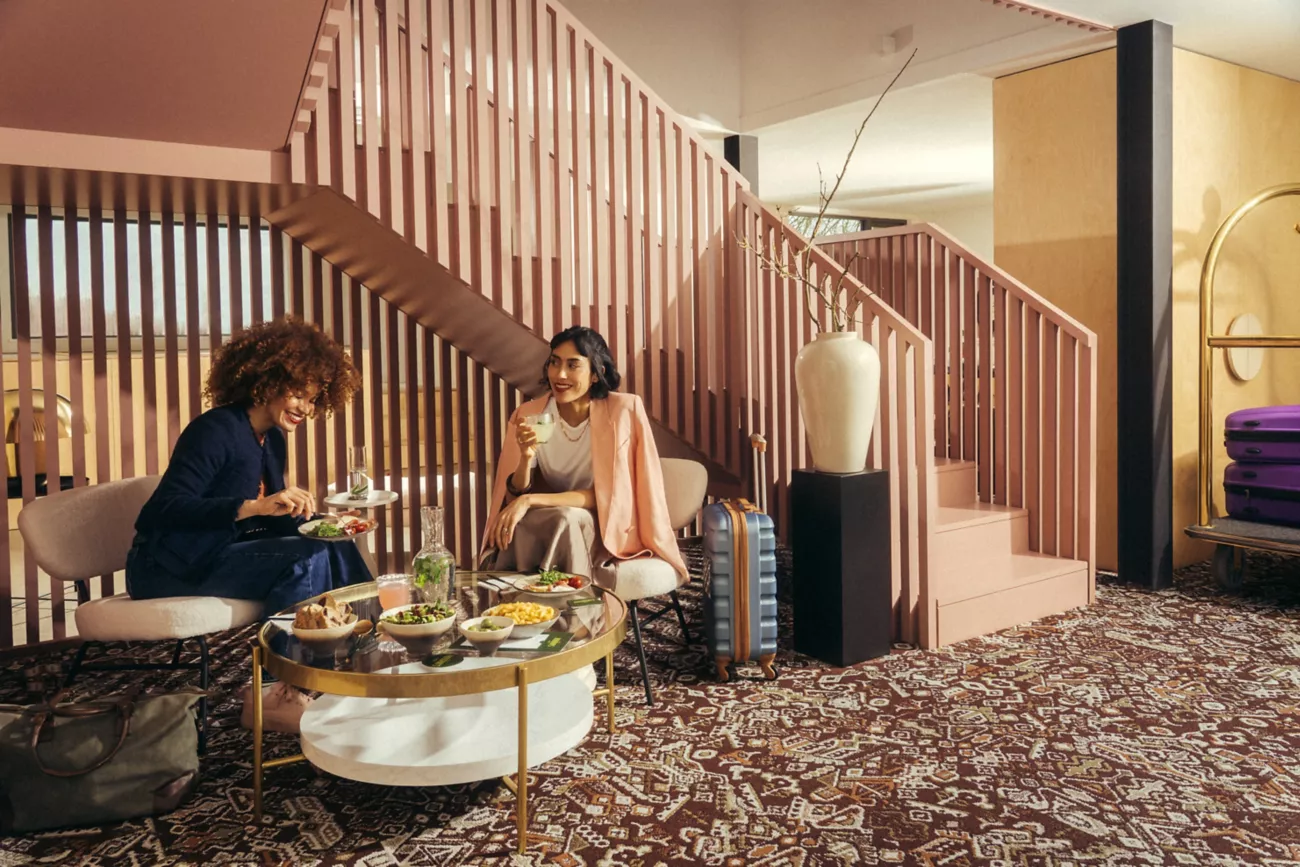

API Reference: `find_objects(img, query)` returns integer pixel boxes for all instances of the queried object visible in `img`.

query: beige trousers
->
[486,506,618,589]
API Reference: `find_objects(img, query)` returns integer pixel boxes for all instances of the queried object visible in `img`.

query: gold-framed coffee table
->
[250,571,626,854]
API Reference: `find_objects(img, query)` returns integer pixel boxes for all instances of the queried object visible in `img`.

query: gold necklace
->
[561,417,590,441]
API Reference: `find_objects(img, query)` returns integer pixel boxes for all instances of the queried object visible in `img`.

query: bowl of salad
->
[457,616,516,656]
[378,600,457,643]
[512,568,585,595]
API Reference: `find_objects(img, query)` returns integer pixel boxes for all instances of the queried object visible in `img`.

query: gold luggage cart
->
[1185,183,1300,588]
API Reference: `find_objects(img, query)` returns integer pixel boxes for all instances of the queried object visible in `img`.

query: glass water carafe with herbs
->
[413,506,455,605]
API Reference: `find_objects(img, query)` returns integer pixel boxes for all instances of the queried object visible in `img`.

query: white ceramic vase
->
[794,331,881,474]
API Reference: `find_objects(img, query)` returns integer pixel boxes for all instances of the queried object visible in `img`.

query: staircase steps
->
[930,459,1089,645]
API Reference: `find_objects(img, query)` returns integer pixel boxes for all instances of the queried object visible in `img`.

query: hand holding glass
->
[525,412,555,445]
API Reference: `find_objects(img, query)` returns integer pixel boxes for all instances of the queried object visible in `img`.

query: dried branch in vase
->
[738,48,917,334]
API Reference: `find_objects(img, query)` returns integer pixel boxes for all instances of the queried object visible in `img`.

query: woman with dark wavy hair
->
[481,325,686,588]
[126,317,369,614]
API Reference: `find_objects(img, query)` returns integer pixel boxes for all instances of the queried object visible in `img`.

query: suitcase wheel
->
[1212,544,1245,591]
[714,659,735,683]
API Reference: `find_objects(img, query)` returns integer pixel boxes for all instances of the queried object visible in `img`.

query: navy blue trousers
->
[128,535,372,617]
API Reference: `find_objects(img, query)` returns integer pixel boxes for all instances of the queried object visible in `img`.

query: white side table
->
[324,490,399,577]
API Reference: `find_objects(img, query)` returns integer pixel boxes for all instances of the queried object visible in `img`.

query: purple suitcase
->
[1225,405,1300,463]
[1224,462,1300,527]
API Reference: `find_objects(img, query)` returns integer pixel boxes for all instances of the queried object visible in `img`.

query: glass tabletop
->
[256,571,627,698]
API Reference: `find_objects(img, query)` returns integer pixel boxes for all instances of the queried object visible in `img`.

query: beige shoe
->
[239,682,312,734]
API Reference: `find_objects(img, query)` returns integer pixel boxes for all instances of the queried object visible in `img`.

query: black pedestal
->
[791,468,892,666]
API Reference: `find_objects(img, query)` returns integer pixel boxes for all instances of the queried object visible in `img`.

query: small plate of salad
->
[299,514,377,542]
[512,568,586,595]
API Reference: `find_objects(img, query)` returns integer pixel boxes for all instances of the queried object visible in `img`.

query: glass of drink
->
[376,573,412,611]
[526,412,555,445]
[348,445,371,501]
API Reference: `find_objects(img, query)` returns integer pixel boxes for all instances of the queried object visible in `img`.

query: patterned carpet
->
[4,544,1300,866]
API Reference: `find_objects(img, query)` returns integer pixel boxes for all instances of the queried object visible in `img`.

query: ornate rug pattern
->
[3,544,1300,866]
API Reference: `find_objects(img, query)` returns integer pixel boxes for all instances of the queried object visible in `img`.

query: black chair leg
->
[196,636,210,755]
[63,641,91,688]
[170,640,184,666]
[628,603,654,707]
[669,591,692,644]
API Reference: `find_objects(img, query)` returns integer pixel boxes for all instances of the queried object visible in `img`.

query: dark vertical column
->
[1117,20,1173,590]
[724,134,759,196]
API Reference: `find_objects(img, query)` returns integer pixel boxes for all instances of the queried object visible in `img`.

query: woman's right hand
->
[516,420,539,460]
[237,486,316,521]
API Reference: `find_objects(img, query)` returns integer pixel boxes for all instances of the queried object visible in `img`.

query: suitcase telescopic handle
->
[749,433,767,513]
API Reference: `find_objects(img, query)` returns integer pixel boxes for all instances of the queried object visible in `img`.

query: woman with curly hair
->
[126,317,369,615]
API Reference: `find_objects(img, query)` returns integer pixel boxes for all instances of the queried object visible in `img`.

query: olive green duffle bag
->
[0,688,203,833]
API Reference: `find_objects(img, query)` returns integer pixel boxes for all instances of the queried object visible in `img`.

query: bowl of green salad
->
[378,601,457,645]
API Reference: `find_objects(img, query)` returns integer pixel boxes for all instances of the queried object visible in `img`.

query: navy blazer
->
[131,403,294,582]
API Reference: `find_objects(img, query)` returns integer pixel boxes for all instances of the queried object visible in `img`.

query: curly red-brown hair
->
[204,318,361,416]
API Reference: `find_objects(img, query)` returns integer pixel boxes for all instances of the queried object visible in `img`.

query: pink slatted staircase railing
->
[816,224,1097,645]
[273,0,942,645]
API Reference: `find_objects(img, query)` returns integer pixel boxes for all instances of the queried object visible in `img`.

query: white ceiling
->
[567,0,1300,228]
[1023,0,1300,83]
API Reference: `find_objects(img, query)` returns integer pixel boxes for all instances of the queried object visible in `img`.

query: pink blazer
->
[481,391,689,584]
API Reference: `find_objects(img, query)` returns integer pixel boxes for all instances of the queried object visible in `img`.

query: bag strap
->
[28,692,137,778]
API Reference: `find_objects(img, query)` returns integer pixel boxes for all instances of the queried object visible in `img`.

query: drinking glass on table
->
[376,573,412,611]
[348,445,371,501]
[525,412,555,445]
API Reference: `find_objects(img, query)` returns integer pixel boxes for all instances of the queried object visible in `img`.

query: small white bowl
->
[379,603,457,639]
[459,616,516,656]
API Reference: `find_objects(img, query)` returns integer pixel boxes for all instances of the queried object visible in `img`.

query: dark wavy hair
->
[203,317,361,416]
[540,326,621,399]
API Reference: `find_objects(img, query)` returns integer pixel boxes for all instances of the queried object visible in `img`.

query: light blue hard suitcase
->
[702,435,779,682]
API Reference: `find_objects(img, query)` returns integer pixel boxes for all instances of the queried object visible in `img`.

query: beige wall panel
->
[993,49,1118,571]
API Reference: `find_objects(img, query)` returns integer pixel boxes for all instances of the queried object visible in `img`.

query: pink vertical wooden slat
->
[0,213,8,646]
[760,212,778,525]
[390,7,408,235]
[1060,336,1077,560]
[644,98,661,416]
[919,232,932,342]
[407,0,428,250]
[227,201,243,337]
[903,233,918,329]
[946,247,961,459]
[331,266,348,500]
[976,272,991,502]
[687,141,704,447]
[35,206,66,638]
[555,17,574,334]
[1008,294,1024,509]
[248,201,264,326]
[533,1,555,337]
[421,329,438,555]
[1042,321,1060,557]
[315,37,334,192]
[473,366,490,557]
[628,84,644,404]
[91,207,115,571]
[292,241,310,486]
[572,29,591,324]
[311,255,329,502]
[361,0,383,219]
[993,282,1008,505]
[715,166,730,468]
[493,0,513,315]
[448,0,472,280]
[876,324,899,635]
[439,337,457,561]
[12,200,42,642]
[593,55,612,347]
[161,208,181,450]
[205,205,223,393]
[349,269,366,475]
[114,204,135,480]
[386,303,405,566]
[511,0,534,330]
[1025,307,1042,552]
[931,241,947,457]
[486,369,503,552]
[138,206,159,475]
[665,119,681,431]
[64,188,89,493]
[338,0,358,202]
[1080,341,1097,598]
[369,293,387,568]
[470,0,495,305]
[607,68,627,382]
[427,0,450,266]
[405,315,422,558]
[183,213,204,422]
[455,348,473,561]
[896,329,917,644]
[961,260,976,467]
